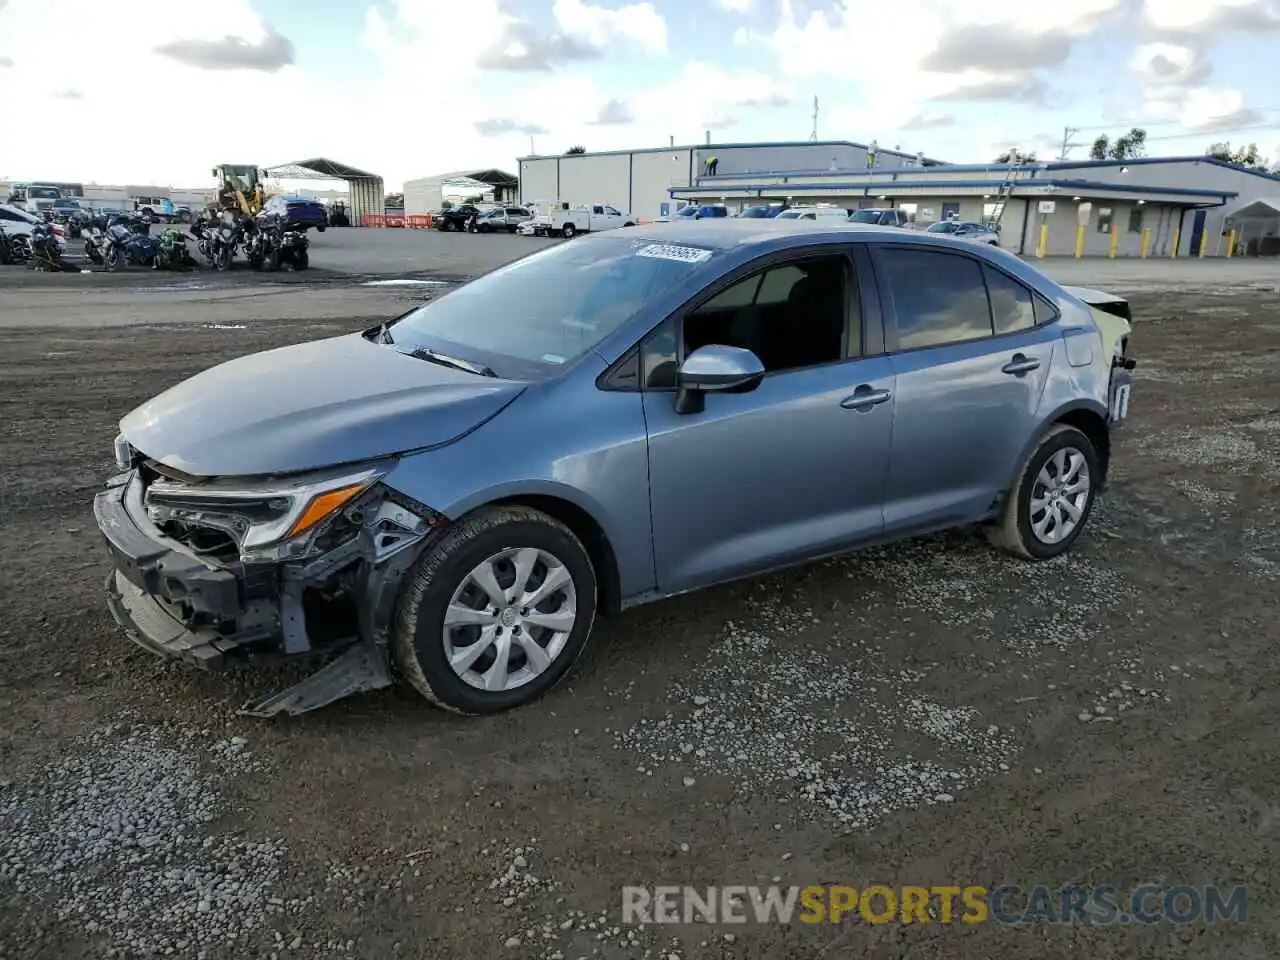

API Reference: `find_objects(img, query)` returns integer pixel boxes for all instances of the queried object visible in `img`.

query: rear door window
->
[875,247,995,350]
[982,265,1036,334]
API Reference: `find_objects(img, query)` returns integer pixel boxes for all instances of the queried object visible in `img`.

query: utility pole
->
[1059,126,1079,161]
[809,96,818,141]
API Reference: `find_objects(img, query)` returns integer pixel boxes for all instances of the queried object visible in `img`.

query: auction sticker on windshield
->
[636,243,713,264]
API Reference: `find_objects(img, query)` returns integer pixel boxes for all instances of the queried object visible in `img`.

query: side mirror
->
[674,345,765,414]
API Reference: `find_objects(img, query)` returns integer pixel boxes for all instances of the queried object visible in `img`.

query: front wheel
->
[986,424,1099,560]
[214,245,233,272]
[391,506,598,715]
[561,223,576,238]
[105,246,125,271]
[293,249,309,270]
[317,224,326,233]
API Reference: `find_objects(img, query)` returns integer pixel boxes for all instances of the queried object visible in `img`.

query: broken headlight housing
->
[144,462,390,563]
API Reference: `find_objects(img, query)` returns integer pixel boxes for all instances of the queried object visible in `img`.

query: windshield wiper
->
[409,347,497,378]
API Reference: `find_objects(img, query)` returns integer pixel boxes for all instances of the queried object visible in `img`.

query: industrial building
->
[516,140,943,222]
[670,153,1280,258]
[515,139,1280,257]
[403,169,521,214]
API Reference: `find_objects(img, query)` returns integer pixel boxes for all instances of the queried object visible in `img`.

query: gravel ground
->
[0,267,1278,959]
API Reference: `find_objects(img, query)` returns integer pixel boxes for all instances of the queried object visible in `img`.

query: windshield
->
[739,205,780,218]
[54,199,81,208]
[28,186,61,200]
[676,206,700,217]
[927,221,960,233]
[387,236,716,378]
[775,209,807,219]
[848,210,883,224]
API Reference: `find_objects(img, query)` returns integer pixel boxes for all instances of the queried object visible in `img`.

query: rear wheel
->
[293,249,309,270]
[987,424,1099,560]
[561,223,576,238]
[391,506,598,715]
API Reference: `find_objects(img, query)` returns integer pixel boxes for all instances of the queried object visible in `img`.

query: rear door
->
[869,243,1058,533]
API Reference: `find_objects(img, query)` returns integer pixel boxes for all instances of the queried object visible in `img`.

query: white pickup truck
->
[518,202,635,238]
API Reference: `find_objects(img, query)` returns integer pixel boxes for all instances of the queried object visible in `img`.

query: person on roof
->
[704,155,719,176]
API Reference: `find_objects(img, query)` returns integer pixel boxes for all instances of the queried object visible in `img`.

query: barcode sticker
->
[636,243,712,264]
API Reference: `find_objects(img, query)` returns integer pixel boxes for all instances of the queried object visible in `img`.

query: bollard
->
[1198,229,1207,258]
[1074,224,1085,258]
[1170,228,1180,258]
[1140,227,1150,258]
[1226,229,1237,258]
[1108,228,1118,259]
[1036,222,1048,258]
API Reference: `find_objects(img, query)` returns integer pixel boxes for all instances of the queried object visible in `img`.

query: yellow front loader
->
[211,165,269,217]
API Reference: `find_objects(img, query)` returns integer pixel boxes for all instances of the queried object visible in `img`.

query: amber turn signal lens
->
[287,483,369,538]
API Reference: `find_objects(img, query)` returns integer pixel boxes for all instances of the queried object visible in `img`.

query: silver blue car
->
[94,221,1136,717]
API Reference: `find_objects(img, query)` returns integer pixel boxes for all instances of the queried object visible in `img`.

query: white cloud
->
[631,62,792,132]
[1143,0,1280,33]
[551,0,668,55]
[1142,86,1264,132]
[1128,41,1211,86]
[715,0,755,12]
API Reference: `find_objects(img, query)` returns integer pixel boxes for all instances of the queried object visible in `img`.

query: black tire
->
[391,505,598,715]
[215,246,233,272]
[317,224,326,233]
[293,249,309,270]
[249,254,264,270]
[561,223,576,238]
[264,247,281,272]
[105,246,125,272]
[986,424,1100,561]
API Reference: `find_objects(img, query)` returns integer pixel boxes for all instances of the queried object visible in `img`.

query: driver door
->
[641,249,895,594]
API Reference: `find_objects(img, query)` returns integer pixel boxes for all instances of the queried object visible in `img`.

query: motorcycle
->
[28,223,79,272]
[103,215,157,271]
[247,213,310,271]
[65,210,90,240]
[194,213,242,271]
[152,227,196,271]
[0,225,26,265]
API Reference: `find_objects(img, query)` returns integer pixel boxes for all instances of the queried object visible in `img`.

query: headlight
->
[144,463,388,561]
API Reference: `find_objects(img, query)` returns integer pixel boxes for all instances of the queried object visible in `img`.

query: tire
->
[561,223,576,239]
[986,424,1100,561]
[215,245,233,272]
[317,224,326,233]
[391,505,598,715]
[105,246,125,272]
[293,249,309,270]
[264,247,281,272]
[623,222,634,227]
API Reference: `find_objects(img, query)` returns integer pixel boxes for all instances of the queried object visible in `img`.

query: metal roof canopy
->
[410,169,519,188]
[1228,197,1280,218]
[264,158,385,223]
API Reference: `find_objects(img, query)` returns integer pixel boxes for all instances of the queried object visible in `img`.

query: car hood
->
[120,333,526,477]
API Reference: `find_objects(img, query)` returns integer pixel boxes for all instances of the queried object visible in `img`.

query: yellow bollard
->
[1198,229,1207,258]
[1171,228,1180,258]
[1140,228,1150,258]
[1036,222,1048,258]
[1108,228,1119,259]
[1226,229,1237,258]
[1074,224,1085,258]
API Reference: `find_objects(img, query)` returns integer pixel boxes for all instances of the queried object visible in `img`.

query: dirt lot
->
[1,262,1278,960]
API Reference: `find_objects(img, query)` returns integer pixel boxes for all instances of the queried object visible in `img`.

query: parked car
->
[94,220,1134,719]
[434,203,486,232]
[848,208,911,227]
[0,202,67,252]
[261,194,329,232]
[775,205,850,222]
[474,206,534,233]
[926,219,1000,245]
[657,203,729,223]
[737,203,787,219]
[538,203,635,238]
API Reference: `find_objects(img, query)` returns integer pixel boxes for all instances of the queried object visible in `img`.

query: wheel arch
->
[440,483,624,616]
[1004,400,1112,501]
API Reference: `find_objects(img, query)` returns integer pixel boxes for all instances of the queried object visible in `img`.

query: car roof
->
[626,219,907,249]
[0,203,39,222]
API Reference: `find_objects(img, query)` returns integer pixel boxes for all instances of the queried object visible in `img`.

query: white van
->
[774,205,850,222]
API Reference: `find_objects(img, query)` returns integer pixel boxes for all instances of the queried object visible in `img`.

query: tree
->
[566,145,586,155]
[1206,141,1268,168]
[1089,128,1147,161]
[995,148,1037,164]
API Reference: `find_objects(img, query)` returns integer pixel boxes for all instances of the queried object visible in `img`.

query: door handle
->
[840,386,892,409]
[1002,354,1040,375]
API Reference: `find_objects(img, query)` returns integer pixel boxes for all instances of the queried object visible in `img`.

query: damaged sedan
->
[95,220,1134,717]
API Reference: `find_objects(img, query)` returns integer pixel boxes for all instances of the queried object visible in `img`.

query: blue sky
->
[2,0,1278,188]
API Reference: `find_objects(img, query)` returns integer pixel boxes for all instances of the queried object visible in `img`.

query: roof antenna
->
[809,95,818,142]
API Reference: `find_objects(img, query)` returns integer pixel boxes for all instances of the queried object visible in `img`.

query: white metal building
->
[516,140,944,222]
[403,169,520,214]
[670,156,1280,257]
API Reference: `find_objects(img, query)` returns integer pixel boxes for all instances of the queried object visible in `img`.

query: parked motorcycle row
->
[189,212,311,273]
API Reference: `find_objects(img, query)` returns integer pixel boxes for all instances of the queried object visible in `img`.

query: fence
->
[359,214,433,228]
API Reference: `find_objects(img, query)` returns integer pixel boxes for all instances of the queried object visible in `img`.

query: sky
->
[1,0,1278,190]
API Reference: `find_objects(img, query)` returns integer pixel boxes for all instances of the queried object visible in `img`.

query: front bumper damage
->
[93,468,441,717]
